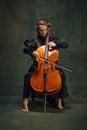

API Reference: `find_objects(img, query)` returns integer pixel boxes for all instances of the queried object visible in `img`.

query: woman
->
[22,20,68,112]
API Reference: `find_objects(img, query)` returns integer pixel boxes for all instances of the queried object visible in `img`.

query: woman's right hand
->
[32,51,39,57]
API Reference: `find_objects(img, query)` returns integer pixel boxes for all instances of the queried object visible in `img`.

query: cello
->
[30,35,62,112]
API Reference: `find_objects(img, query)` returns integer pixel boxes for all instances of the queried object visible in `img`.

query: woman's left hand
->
[48,42,56,47]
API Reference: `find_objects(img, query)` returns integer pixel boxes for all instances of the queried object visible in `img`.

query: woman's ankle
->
[56,98,64,110]
[22,98,29,112]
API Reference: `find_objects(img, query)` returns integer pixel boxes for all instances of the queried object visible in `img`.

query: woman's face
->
[38,25,48,37]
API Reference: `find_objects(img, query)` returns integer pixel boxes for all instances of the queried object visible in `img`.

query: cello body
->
[30,45,62,95]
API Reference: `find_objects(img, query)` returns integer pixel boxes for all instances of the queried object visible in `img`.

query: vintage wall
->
[0,0,87,98]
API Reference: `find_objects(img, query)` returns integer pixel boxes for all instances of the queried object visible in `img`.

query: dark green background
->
[0,0,87,130]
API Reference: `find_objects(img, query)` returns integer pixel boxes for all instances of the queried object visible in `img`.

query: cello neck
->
[44,35,49,60]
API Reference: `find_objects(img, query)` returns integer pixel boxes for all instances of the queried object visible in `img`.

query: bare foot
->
[57,106,64,110]
[22,108,28,112]
[56,98,64,110]
[22,99,29,112]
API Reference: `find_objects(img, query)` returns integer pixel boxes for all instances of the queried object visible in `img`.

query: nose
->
[42,30,46,34]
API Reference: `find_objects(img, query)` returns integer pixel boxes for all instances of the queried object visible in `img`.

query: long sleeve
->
[50,36,69,49]
[23,39,37,57]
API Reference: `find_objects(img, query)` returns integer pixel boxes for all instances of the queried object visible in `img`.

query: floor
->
[0,94,87,130]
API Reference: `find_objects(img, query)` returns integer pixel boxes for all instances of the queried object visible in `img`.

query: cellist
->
[22,20,68,112]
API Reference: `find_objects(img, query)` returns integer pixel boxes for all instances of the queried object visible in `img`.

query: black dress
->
[23,35,69,105]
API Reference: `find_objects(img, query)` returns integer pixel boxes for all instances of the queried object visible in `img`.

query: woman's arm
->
[23,39,37,57]
[50,37,69,49]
